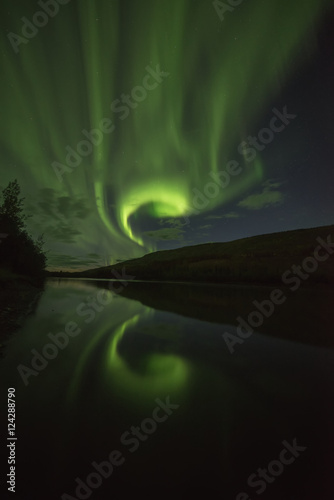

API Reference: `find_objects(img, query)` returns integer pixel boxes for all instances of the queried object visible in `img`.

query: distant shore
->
[47,224,334,286]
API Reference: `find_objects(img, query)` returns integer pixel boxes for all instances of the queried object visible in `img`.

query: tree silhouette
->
[0,179,26,231]
[0,180,46,277]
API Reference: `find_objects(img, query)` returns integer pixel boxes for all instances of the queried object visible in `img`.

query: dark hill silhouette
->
[50,224,334,286]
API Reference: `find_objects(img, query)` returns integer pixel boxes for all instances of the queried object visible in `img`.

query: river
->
[1,278,333,499]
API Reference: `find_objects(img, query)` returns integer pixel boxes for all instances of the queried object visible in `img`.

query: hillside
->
[49,225,334,286]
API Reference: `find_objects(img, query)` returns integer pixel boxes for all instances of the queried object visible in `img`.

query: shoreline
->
[46,275,334,292]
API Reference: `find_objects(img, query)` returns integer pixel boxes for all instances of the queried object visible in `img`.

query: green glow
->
[105,314,190,401]
[1,0,330,263]
[119,180,190,247]
[68,306,190,404]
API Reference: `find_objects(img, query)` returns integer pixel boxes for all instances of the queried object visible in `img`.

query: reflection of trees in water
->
[91,279,334,349]
[0,280,44,357]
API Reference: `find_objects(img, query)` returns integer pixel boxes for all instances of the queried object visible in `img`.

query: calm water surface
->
[1,278,333,499]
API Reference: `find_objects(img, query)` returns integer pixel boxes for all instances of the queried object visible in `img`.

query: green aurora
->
[1,0,331,268]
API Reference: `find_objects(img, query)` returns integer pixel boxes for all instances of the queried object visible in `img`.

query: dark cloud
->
[26,189,91,243]
[205,211,241,220]
[144,228,185,241]
[47,253,101,269]
[158,218,188,228]
[238,179,285,210]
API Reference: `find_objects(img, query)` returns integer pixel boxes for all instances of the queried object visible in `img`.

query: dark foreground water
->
[1,278,333,499]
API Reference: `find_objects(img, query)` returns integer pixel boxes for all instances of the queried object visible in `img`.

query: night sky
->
[1,0,333,271]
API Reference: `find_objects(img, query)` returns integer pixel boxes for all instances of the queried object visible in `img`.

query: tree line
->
[0,180,46,277]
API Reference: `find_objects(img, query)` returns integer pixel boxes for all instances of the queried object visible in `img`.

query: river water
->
[1,278,333,499]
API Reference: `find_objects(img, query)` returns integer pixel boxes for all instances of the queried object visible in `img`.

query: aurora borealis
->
[1,0,333,270]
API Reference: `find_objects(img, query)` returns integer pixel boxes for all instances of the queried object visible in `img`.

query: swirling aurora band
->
[1,0,331,266]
